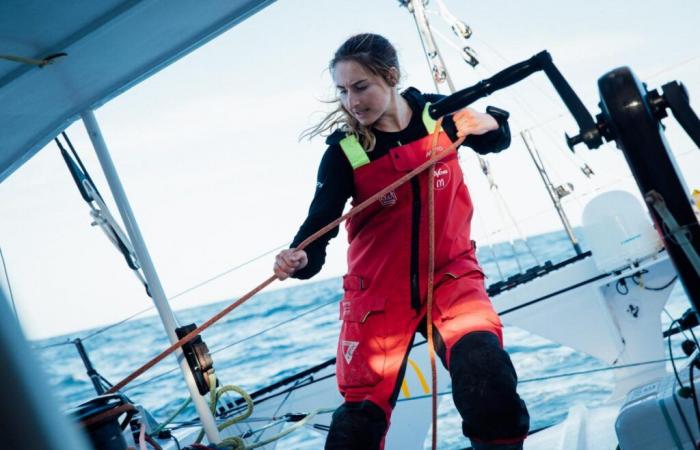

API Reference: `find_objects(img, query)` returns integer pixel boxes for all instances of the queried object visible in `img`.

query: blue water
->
[32,229,690,449]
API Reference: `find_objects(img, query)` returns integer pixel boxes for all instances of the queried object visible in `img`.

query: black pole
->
[597,67,700,310]
[73,338,105,395]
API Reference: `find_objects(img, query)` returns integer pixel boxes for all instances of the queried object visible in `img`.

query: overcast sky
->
[2,0,699,339]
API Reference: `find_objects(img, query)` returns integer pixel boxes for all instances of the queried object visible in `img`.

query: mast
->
[80,110,222,444]
[406,0,456,93]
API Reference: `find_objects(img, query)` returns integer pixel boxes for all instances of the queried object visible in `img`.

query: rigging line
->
[125,366,177,392]
[168,240,291,303]
[397,356,688,403]
[471,149,536,267]
[423,10,457,94]
[689,360,700,431]
[32,339,74,350]
[473,209,545,245]
[472,62,542,128]
[530,123,586,181]
[262,381,305,444]
[428,0,468,38]
[532,120,599,188]
[126,297,338,392]
[0,247,18,321]
[464,68,550,264]
[470,36,562,109]
[472,211,505,280]
[465,46,599,185]
[461,126,526,266]
[514,119,588,190]
[669,320,688,391]
[429,26,469,56]
[472,193,588,244]
[489,189,524,273]
[529,133,589,220]
[80,240,291,342]
[521,113,567,132]
[410,0,458,92]
[644,54,700,81]
[493,186,541,266]
[209,297,338,356]
[664,308,691,342]
[408,2,444,94]
[472,61,595,180]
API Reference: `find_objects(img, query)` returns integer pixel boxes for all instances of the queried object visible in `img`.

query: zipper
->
[410,177,421,311]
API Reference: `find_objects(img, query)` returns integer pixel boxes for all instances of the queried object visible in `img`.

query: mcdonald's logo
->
[400,358,430,399]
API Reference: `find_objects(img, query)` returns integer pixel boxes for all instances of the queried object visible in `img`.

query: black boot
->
[325,400,387,450]
[449,331,530,445]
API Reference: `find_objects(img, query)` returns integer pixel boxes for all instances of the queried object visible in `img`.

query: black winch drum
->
[68,394,134,450]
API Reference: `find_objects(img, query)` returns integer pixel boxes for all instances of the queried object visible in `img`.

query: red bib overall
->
[335,114,503,426]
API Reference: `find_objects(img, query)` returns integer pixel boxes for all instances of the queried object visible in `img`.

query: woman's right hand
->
[273,249,308,280]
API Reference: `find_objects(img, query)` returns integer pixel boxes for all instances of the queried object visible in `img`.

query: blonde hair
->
[300,33,400,152]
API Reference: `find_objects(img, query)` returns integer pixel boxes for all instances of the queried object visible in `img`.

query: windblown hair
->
[300,33,400,151]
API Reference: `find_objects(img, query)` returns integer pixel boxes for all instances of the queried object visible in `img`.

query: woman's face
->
[333,60,394,126]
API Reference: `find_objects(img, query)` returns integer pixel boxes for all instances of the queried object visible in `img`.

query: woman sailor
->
[273,33,529,450]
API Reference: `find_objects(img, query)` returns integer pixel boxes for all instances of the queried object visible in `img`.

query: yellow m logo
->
[400,358,430,399]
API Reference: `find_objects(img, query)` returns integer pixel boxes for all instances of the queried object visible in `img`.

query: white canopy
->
[0,0,275,182]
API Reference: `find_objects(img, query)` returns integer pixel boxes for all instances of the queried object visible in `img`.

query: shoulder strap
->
[339,135,370,170]
[422,102,437,134]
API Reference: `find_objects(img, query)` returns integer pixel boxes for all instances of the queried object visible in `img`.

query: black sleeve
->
[462,106,511,154]
[422,93,511,154]
[289,144,353,279]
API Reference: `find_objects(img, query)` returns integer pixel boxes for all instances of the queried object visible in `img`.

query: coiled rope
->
[150,373,253,449]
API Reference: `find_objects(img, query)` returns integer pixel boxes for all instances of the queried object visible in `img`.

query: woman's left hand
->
[453,108,499,138]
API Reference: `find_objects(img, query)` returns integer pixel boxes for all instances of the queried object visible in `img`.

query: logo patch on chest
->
[434,162,451,190]
[379,190,398,207]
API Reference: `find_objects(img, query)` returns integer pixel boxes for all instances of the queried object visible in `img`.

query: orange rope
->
[107,134,465,394]
[426,120,443,450]
[80,403,136,428]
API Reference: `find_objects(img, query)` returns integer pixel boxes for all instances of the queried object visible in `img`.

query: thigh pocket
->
[337,295,387,389]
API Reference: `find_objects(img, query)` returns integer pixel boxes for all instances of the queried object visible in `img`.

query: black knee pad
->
[449,331,530,442]
[325,400,388,450]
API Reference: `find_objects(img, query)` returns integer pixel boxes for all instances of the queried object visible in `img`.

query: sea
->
[32,229,691,449]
